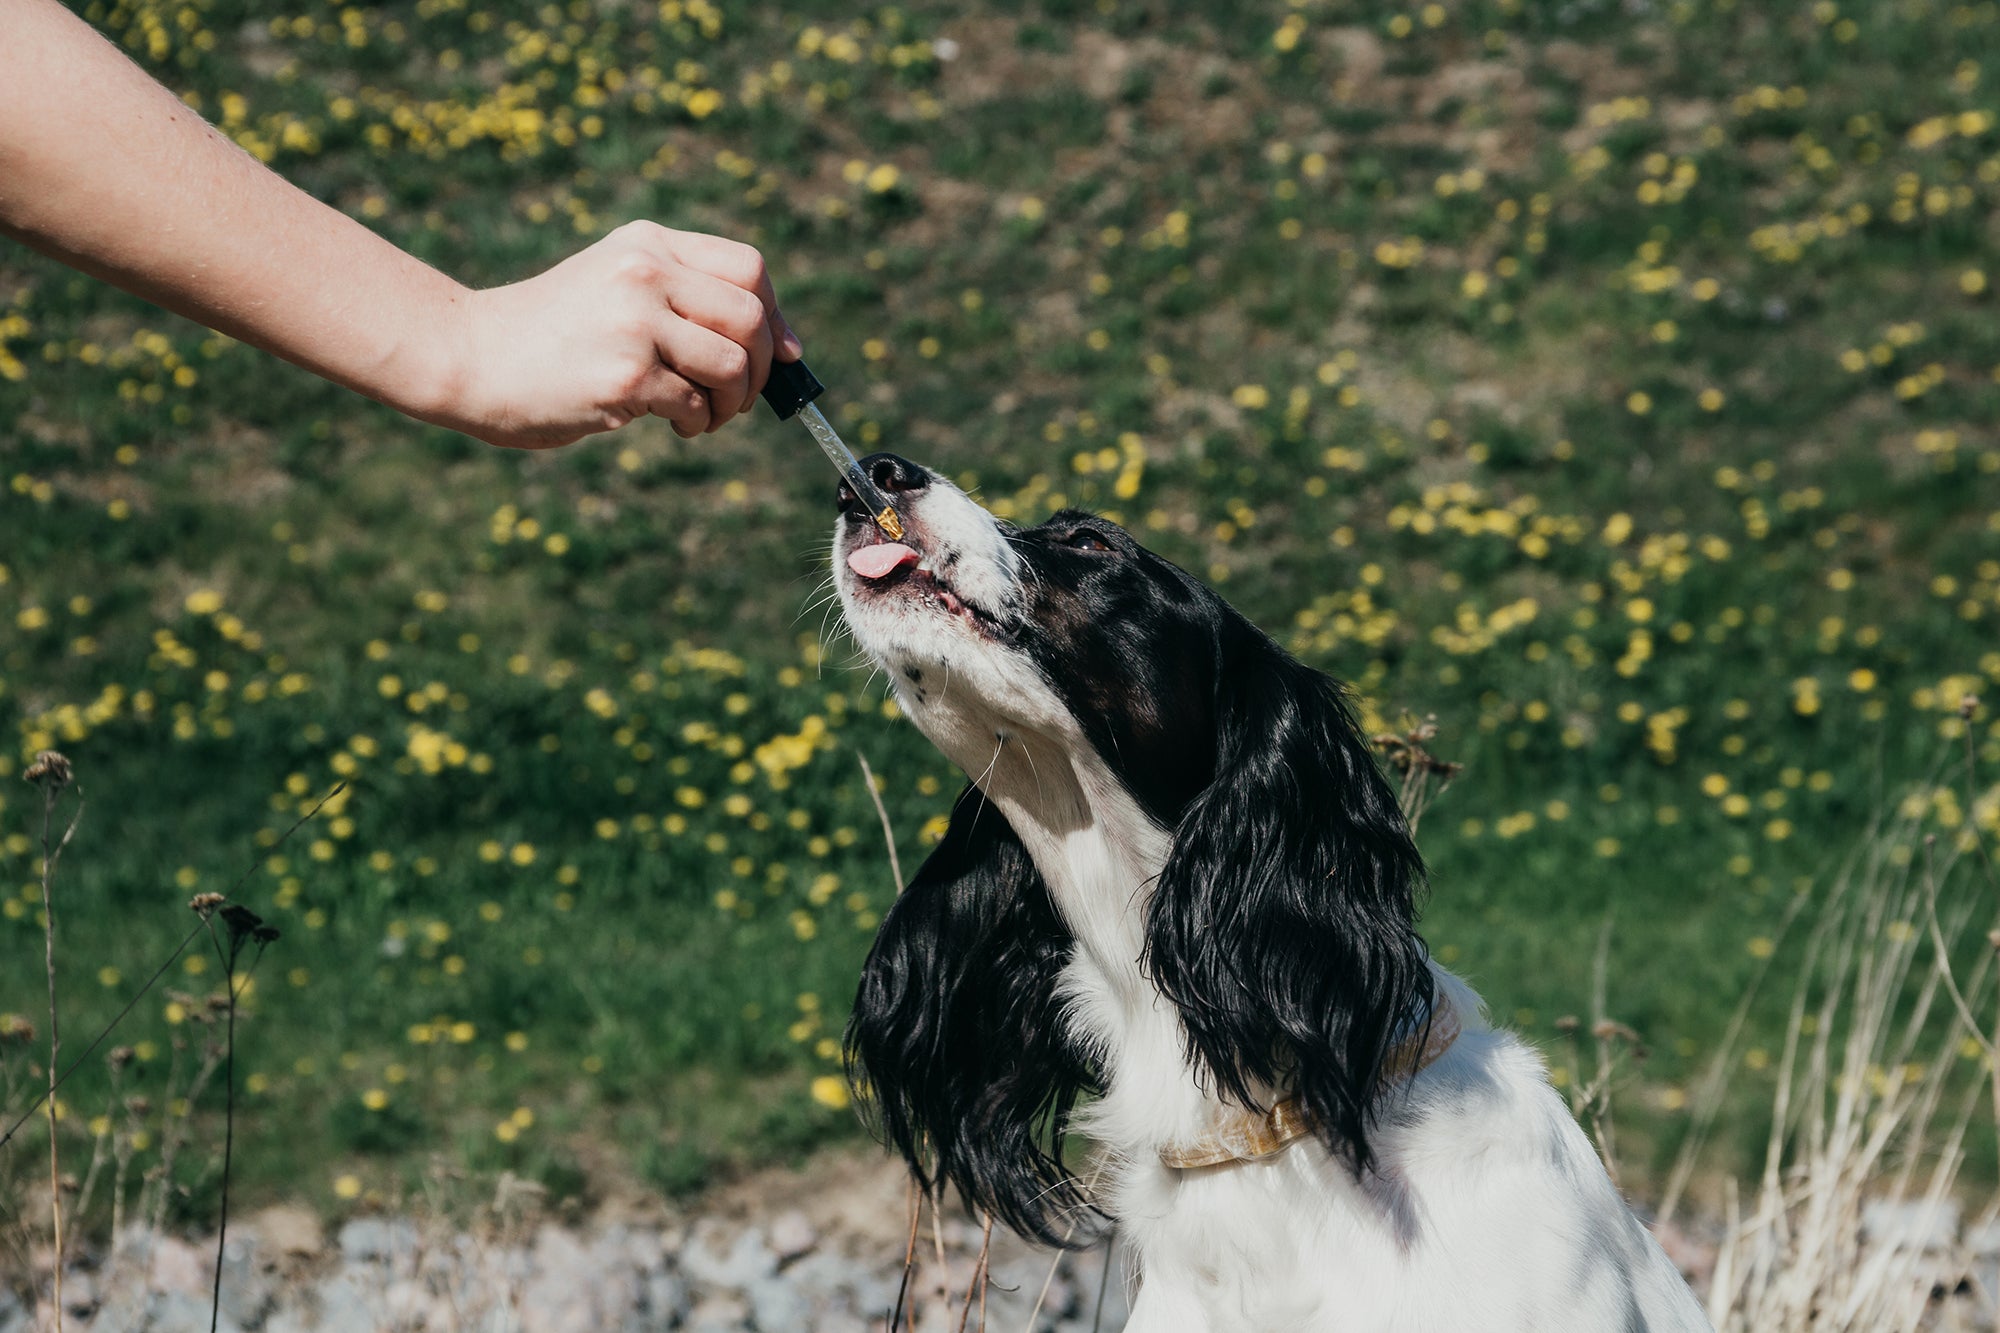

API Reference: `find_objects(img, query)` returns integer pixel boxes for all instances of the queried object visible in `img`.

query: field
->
[3,0,1999,1230]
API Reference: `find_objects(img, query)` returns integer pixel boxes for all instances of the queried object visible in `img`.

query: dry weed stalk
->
[27,750,82,1333]
[0,776,330,1333]
[1678,736,1998,1333]
[1370,714,1461,835]
[1555,919,1648,1186]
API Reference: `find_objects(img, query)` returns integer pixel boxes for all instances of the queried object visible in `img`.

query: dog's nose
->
[836,452,930,514]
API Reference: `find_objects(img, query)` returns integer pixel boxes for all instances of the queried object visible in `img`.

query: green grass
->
[2,0,1997,1222]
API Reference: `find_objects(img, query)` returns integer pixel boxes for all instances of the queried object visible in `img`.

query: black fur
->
[1143,617,1432,1174]
[845,785,1103,1246]
[843,468,1432,1240]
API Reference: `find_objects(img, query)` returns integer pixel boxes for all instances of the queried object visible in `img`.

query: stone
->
[312,1271,382,1333]
[244,1207,324,1260]
[148,1235,211,1300]
[683,1292,751,1333]
[679,1224,776,1293]
[149,1290,243,1333]
[768,1210,818,1264]
[640,1272,690,1327]
[812,1316,871,1333]
[745,1275,809,1331]
[337,1218,419,1266]
[1862,1198,1963,1253]
[218,1236,278,1330]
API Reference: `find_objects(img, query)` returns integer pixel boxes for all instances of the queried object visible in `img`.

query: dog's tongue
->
[848,542,918,580]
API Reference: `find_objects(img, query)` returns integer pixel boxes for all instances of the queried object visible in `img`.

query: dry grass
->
[1658,732,1999,1331]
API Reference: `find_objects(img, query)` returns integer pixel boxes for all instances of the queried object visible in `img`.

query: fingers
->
[636,364,712,438]
[635,222,805,364]
[676,236,803,363]
[657,268,773,420]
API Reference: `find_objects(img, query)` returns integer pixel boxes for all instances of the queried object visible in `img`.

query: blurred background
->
[1,0,1996,1270]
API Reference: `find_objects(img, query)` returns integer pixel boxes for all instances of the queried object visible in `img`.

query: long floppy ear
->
[1144,617,1431,1172]
[845,786,1101,1246]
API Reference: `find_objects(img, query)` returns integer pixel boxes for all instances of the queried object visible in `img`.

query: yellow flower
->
[333,1174,362,1200]
[184,588,223,615]
[809,1075,850,1110]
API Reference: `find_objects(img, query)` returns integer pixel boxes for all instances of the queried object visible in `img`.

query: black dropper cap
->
[760,358,825,421]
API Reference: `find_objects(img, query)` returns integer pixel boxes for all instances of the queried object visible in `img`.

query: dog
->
[832,453,1710,1332]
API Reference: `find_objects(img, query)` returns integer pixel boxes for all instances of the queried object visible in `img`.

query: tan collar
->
[1158,1002,1462,1170]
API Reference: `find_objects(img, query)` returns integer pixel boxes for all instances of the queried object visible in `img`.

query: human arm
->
[0,0,800,446]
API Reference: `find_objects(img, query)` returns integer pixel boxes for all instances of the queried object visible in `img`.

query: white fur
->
[836,478,1711,1332]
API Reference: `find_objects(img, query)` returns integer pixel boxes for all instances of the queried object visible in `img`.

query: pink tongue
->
[847,542,918,579]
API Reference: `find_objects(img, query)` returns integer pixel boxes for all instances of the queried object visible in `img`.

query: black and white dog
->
[833,454,1708,1332]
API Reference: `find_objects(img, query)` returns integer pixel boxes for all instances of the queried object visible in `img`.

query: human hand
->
[439,222,803,450]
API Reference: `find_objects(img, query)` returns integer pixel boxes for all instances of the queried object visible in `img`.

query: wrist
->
[383,280,484,436]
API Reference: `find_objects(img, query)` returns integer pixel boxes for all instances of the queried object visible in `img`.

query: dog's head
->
[835,454,1429,1242]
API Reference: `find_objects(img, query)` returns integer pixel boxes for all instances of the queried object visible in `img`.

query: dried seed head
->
[1961,693,1981,720]
[1554,1015,1580,1034]
[188,892,226,918]
[1988,928,2000,954]
[0,1013,35,1043]
[1591,1018,1641,1045]
[24,750,72,789]
[109,1045,136,1071]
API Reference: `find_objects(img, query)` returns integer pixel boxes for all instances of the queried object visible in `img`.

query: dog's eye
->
[1061,530,1113,553]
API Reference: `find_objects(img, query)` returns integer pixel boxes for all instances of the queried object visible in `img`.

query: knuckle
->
[614,249,665,287]
[734,288,771,335]
[718,240,768,289]
[713,343,750,383]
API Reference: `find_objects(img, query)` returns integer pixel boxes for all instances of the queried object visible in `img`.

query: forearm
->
[0,0,468,421]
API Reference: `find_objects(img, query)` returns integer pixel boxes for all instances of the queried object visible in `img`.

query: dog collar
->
[1158,1001,1462,1171]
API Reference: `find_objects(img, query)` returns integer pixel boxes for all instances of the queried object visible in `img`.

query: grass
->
[1,0,1997,1234]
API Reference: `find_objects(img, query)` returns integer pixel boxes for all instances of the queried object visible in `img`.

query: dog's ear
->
[845,786,1100,1246]
[1145,618,1431,1170]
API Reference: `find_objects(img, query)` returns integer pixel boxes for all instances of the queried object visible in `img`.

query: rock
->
[518,1227,589,1333]
[337,1218,419,1266]
[745,1275,809,1331]
[244,1207,324,1260]
[149,1235,211,1300]
[1862,1198,1962,1252]
[768,1210,818,1264]
[383,1275,451,1330]
[0,1287,31,1333]
[812,1316,871,1333]
[218,1236,278,1330]
[683,1292,751,1333]
[310,1271,381,1333]
[89,1275,154,1333]
[149,1290,243,1333]
[679,1223,776,1293]
[645,1271,690,1324]
[59,1271,97,1317]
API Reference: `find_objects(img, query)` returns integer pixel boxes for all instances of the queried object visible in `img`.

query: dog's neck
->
[923,713,1243,1148]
